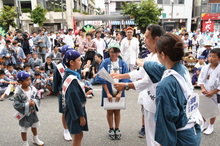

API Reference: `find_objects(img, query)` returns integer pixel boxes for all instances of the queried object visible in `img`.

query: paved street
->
[0,85,220,146]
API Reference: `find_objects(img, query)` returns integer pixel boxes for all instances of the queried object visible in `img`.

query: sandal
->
[0,97,4,101]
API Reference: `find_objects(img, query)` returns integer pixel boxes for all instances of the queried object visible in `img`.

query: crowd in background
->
[0,26,219,101]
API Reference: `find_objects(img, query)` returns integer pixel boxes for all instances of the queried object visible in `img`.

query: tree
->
[122,0,163,32]
[29,5,47,26]
[0,5,18,32]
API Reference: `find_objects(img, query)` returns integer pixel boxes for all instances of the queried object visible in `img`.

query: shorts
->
[20,121,40,133]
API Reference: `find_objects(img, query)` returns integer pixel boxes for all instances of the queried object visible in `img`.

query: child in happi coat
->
[13,71,44,146]
[62,50,88,146]
[198,48,220,135]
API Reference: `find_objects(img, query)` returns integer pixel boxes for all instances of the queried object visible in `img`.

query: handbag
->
[103,97,126,110]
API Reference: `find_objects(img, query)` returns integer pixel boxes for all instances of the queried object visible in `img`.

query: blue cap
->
[17,71,30,81]
[197,67,202,71]
[63,50,80,64]
[61,45,74,54]
[198,56,205,59]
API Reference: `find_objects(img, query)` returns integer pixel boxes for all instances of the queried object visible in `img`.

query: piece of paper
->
[13,111,25,120]
[199,94,220,120]
[103,97,126,110]
[97,67,115,84]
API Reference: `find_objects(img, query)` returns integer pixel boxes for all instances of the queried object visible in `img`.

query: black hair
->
[80,28,86,32]
[210,48,220,58]
[86,33,93,37]
[147,24,165,39]
[120,31,126,37]
[39,66,45,70]
[46,56,52,59]
[109,47,121,53]
[7,63,13,67]
[5,40,11,44]
[34,71,41,76]
[184,33,189,36]
[0,70,5,75]
[95,53,103,60]
[24,63,31,68]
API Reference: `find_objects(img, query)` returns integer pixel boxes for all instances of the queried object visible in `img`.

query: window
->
[211,4,220,13]
[157,0,184,4]
[157,0,163,4]
[178,0,184,4]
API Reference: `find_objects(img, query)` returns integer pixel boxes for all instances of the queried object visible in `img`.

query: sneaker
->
[201,122,208,132]
[33,135,44,145]
[138,127,145,138]
[203,124,214,135]
[23,141,29,146]
[115,129,122,140]
[108,129,115,140]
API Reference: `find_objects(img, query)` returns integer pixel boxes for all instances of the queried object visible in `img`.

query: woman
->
[62,50,88,146]
[141,33,201,146]
[83,33,97,63]
[95,42,130,140]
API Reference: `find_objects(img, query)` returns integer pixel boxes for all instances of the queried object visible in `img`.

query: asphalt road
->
[0,85,219,146]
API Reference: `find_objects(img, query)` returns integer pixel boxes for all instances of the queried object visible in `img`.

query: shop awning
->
[111,21,122,25]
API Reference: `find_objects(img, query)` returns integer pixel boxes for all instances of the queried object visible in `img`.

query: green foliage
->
[21,8,31,13]
[122,0,163,31]
[0,5,18,32]
[0,27,6,37]
[83,12,89,15]
[53,8,65,12]
[29,5,47,26]
[73,9,80,13]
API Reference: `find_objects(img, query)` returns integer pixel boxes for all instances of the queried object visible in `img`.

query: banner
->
[202,20,214,32]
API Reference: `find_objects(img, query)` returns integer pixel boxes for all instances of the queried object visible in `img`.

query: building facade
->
[0,0,96,32]
[200,0,220,32]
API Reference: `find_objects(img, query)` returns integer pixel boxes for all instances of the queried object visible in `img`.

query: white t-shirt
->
[24,87,32,101]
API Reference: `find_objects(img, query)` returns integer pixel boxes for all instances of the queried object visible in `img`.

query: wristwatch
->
[124,82,130,91]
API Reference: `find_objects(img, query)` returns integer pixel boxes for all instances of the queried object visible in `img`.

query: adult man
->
[120,27,139,71]
[34,30,50,63]
[112,24,165,146]
[63,29,75,48]
[201,42,213,63]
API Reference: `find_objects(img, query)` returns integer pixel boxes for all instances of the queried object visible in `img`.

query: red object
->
[202,20,214,32]
[59,68,64,74]
[16,115,21,120]
[201,13,220,20]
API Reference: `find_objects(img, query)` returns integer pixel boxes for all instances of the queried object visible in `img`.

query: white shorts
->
[20,121,40,133]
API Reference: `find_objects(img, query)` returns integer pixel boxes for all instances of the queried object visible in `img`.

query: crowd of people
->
[0,25,220,146]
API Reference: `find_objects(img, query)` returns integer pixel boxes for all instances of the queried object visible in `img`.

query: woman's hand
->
[79,116,86,126]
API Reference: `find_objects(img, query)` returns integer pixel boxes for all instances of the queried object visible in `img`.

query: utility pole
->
[61,0,64,29]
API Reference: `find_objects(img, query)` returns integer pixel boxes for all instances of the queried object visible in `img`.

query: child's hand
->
[206,91,215,98]
[201,88,208,95]
[107,93,113,102]
[29,100,35,107]
[79,116,86,126]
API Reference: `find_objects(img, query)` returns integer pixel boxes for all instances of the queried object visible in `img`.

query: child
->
[62,50,88,146]
[0,69,17,101]
[192,67,201,88]
[32,71,45,99]
[194,55,206,73]
[5,63,17,80]
[81,78,93,98]
[81,59,92,79]
[95,42,130,140]
[13,71,44,146]
[23,63,34,80]
[198,48,220,135]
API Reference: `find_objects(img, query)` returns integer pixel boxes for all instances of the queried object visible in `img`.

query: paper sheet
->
[97,67,115,84]
[199,94,220,120]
